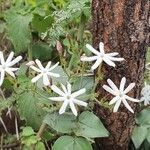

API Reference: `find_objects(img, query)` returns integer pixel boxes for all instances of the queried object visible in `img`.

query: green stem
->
[37,122,47,139]
[28,45,32,60]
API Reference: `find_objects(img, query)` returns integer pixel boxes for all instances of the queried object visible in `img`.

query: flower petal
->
[45,61,51,70]
[119,77,126,92]
[7,56,22,66]
[99,42,104,54]
[59,100,69,114]
[35,59,44,70]
[61,83,68,94]
[106,52,119,57]
[80,56,98,62]
[0,51,5,65]
[67,82,72,95]
[6,52,14,63]
[91,58,102,70]
[69,101,77,116]
[109,96,120,105]
[43,74,50,86]
[47,72,60,77]
[124,95,139,102]
[122,98,134,113]
[5,68,16,78]
[0,70,5,86]
[113,99,121,112]
[86,44,100,55]
[107,56,124,61]
[73,99,87,107]
[103,85,117,96]
[124,83,135,94]
[49,62,59,71]
[107,79,119,92]
[7,67,19,72]
[71,88,86,98]
[30,66,41,72]
[49,97,65,101]
[51,85,66,97]
[31,74,43,83]
[103,56,116,67]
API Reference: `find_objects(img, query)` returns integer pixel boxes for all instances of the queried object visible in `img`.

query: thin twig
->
[37,122,47,139]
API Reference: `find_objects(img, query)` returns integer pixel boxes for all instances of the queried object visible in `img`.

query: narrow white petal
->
[8,67,19,72]
[124,95,139,102]
[103,85,117,96]
[107,79,119,92]
[59,100,69,114]
[71,88,86,98]
[30,66,41,72]
[122,99,134,113]
[60,83,68,94]
[73,99,87,107]
[113,99,121,112]
[43,74,50,86]
[51,85,66,97]
[31,74,43,83]
[119,77,126,92]
[91,57,102,70]
[103,56,116,67]
[86,44,100,55]
[99,42,104,54]
[67,82,72,95]
[49,62,59,71]
[144,99,149,106]
[124,83,135,94]
[106,52,119,57]
[26,61,35,66]
[5,68,16,78]
[35,59,44,70]
[109,96,120,105]
[107,56,124,61]
[45,61,51,69]
[80,56,98,62]
[0,70,5,86]
[47,72,60,77]
[6,52,14,63]
[69,101,77,116]
[7,56,22,66]
[0,51,5,65]
[49,97,65,101]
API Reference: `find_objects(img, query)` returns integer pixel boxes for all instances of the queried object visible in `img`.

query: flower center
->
[100,53,104,58]
[66,95,71,100]
[2,64,6,69]
[119,92,124,97]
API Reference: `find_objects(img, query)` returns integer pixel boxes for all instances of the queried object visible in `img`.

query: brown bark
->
[92,0,149,149]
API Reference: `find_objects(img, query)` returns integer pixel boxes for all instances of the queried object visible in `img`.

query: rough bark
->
[92,0,149,149]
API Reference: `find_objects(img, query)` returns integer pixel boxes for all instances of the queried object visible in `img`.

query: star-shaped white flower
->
[140,85,150,106]
[49,82,87,116]
[0,51,22,86]
[29,59,60,86]
[81,42,124,70]
[102,77,139,113]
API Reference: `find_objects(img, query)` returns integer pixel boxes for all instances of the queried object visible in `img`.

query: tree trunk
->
[92,0,149,149]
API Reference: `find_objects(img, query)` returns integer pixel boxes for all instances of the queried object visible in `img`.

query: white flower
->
[102,77,139,113]
[49,82,87,116]
[29,59,60,86]
[81,42,124,70]
[140,85,150,106]
[0,51,22,86]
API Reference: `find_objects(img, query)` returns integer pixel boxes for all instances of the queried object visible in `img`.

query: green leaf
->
[76,111,109,138]
[5,10,32,54]
[22,126,35,137]
[52,136,93,150]
[146,128,150,143]
[51,66,68,85]
[17,91,46,130]
[132,126,148,149]
[22,135,38,146]
[35,142,46,150]
[136,108,150,125]
[43,112,77,133]
[32,14,53,33]
[31,42,53,61]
